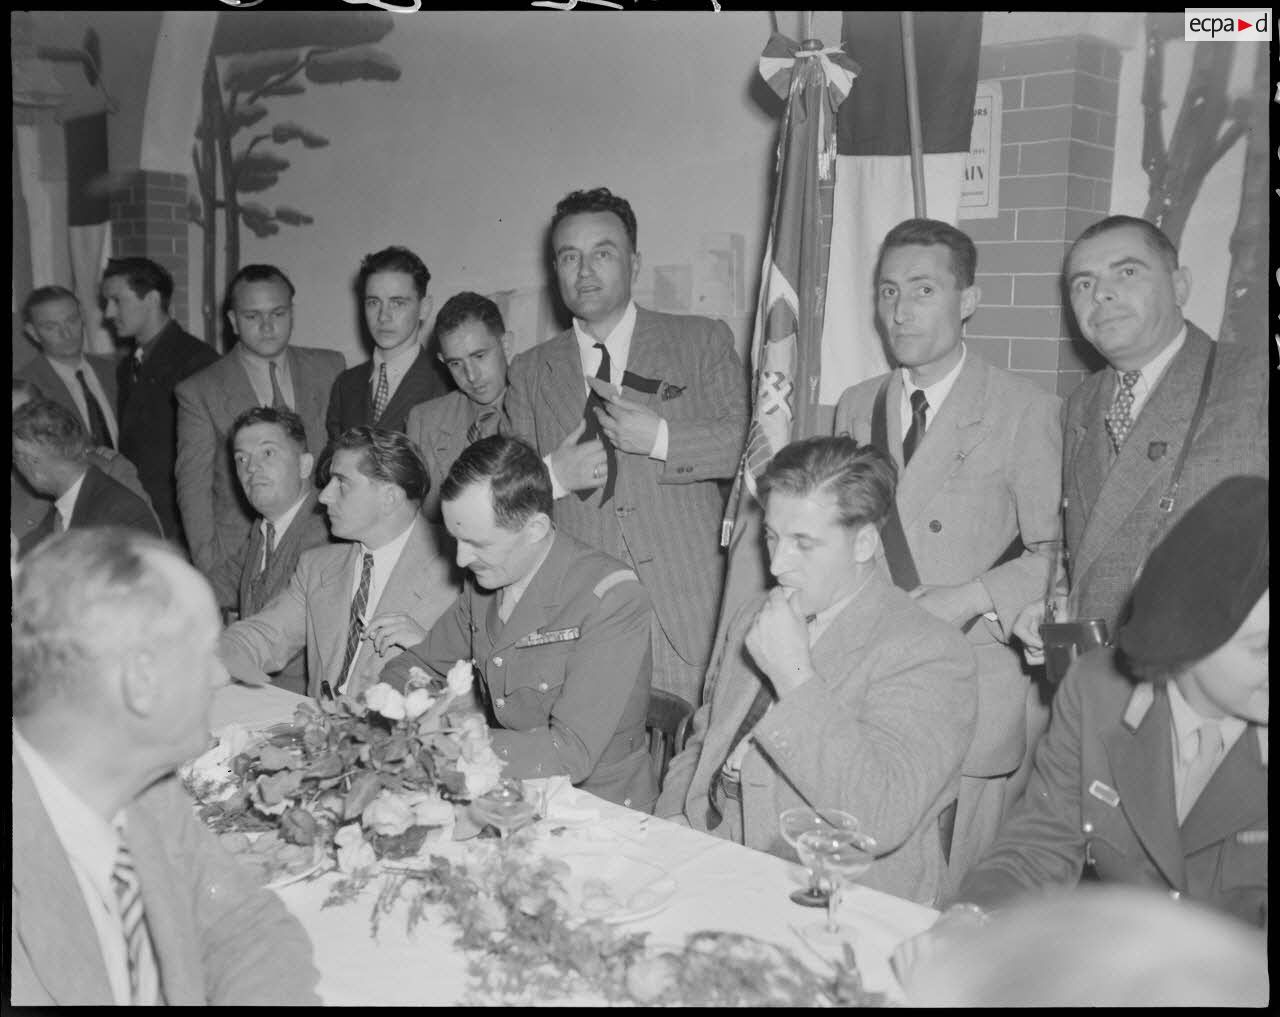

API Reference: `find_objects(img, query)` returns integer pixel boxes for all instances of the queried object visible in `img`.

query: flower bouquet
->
[187,660,504,873]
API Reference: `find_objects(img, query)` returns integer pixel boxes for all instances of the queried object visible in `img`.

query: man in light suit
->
[17,285,121,450]
[656,438,977,906]
[378,436,656,810]
[504,187,749,706]
[219,426,459,701]
[896,477,1268,984]
[1013,215,1268,651]
[209,406,332,695]
[833,218,1062,895]
[104,256,220,548]
[406,291,511,521]
[326,245,451,439]
[11,528,320,1005]
[13,399,162,558]
[176,264,344,606]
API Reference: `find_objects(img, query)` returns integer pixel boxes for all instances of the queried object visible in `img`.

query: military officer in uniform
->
[376,434,656,811]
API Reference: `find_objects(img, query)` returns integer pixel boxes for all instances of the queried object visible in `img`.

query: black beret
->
[1117,476,1268,668]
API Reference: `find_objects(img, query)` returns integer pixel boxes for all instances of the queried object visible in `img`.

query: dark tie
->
[268,361,289,411]
[371,363,390,423]
[76,369,114,449]
[336,552,373,694]
[1104,369,1142,454]
[131,348,144,383]
[576,341,617,504]
[902,389,929,466]
[466,407,498,445]
[261,519,276,575]
[111,843,161,1005]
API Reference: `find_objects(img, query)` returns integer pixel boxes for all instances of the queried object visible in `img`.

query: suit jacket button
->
[493,656,503,667]
[929,519,942,533]
[494,697,505,708]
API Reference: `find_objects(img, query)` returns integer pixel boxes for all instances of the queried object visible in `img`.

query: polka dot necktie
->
[1104,370,1141,454]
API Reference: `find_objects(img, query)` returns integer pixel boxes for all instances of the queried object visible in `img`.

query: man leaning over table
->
[11,527,320,1005]
[218,426,458,701]
[895,476,1269,985]
[377,434,657,812]
[655,437,977,906]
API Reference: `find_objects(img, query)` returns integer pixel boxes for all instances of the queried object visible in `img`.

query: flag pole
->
[900,11,928,217]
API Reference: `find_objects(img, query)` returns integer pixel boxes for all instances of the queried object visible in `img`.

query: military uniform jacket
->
[382,530,657,811]
[955,648,1267,928]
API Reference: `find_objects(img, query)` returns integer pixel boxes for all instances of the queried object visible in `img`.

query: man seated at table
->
[208,406,333,694]
[219,426,458,701]
[655,437,977,905]
[895,476,1268,980]
[377,435,656,812]
[13,399,162,558]
[11,527,320,1005]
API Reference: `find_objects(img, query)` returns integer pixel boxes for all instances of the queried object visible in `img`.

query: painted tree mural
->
[189,11,401,346]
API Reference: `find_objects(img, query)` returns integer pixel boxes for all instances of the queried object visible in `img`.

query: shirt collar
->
[264,490,310,532]
[902,342,967,412]
[45,355,91,380]
[55,470,88,526]
[371,339,421,376]
[359,515,417,569]
[573,300,638,380]
[1128,323,1186,389]
[1166,679,1246,764]
[501,533,557,615]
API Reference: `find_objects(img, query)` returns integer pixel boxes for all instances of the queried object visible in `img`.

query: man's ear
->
[119,651,158,719]
[499,330,515,363]
[1172,266,1191,308]
[418,292,433,330]
[225,309,240,338]
[959,284,981,322]
[630,250,643,285]
[298,451,315,482]
[852,521,881,565]
[22,322,40,349]
[522,511,552,545]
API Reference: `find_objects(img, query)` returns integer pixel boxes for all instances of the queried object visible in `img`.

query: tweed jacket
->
[17,464,162,558]
[175,344,345,603]
[11,447,150,542]
[1064,324,1268,629]
[656,572,977,906]
[504,307,748,671]
[405,388,506,521]
[954,648,1268,928]
[16,352,120,440]
[116,319,220,547]
[381,531,657,811]
[325,346,451,440]
[219,516,460,701]
[833,352,1062,777]
[10,750,320,1005]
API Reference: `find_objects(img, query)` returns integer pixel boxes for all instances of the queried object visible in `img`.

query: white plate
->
[558,852,678,924]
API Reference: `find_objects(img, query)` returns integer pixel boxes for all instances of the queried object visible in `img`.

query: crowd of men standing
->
[10,187,1268,1003]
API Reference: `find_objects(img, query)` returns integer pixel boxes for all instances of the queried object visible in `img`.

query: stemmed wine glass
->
[779,807,860,907]
[470,778,538,841]
[794,826,878,954]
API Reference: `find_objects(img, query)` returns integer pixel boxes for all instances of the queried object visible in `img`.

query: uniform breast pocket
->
[498,644,571,718]
[1218,836,1268,890]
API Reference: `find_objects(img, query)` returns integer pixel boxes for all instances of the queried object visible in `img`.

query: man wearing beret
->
[895,476,1269,980]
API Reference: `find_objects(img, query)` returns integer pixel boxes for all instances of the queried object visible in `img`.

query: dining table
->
[208,681,940,1006]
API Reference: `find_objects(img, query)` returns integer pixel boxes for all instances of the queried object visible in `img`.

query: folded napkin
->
[522,776,601,828]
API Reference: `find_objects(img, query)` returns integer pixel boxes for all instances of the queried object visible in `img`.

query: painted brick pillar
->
[109,170,191,326]
[964,35,1122,397]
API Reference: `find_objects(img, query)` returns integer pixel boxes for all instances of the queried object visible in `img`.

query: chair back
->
[645,689,694,790]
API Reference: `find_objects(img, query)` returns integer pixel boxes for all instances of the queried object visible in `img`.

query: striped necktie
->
[372,363,390,422]
[336,552,374,694]
[269,361,289,411]
[261,519,276,575]
[111,843,161,1005]
[466,407,498,445]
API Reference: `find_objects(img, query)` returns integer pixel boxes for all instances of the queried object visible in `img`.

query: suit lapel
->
[378,348,429,427]
[242,520,267,613]
[619,310,667,411]
[1180,725,1267,855]
[537,332,589,436]
[68,467,105,528]
[316,543,361,687]
[286,348,329,442]
[1101,686,1185,888]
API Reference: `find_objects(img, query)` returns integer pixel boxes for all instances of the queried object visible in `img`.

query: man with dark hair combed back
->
[379,434,657,811]
[657,437,977,906]
[505,185,749,707]
[219,426,458,701]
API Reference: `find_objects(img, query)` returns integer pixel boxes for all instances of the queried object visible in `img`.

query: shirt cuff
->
[546,453,568,499]
[649,419,670,462]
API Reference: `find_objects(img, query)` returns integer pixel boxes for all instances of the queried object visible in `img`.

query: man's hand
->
[587,376,662,456]
[1011,600,1047,665]
[547,420,608,492]
[909,581,992,629]
[744,588,816,697]
[891,904,988,991]
[364,613,428,656]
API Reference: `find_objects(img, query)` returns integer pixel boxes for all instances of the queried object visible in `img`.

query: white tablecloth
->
[210,682,939,1006]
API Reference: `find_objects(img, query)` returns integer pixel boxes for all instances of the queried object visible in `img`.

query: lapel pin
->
[1147,441,1168,461]
[1088,780,1120,807]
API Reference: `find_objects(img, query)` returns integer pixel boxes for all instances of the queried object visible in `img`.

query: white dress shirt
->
[899,343,967,438]
[369,341,421,407]
[54,471,88,532]
[256,491,310,573]
[337,519,418,691]
[1119,323,1187,422]
[236,346,296,409]
[46,357,119,446]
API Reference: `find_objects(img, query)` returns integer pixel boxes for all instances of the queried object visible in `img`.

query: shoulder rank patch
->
[1088,780,1120,807]
[514,627,580,648]
[593,569,639,598]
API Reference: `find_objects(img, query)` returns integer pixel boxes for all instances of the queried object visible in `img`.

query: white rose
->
[403,687,435,721]
[458,752,505,798]
[364,683,407,721]
[407,665,432,686]
[404,790,456,828]
[456,713,489,744]
[362,791,415,837]
[446,659,475,697]
[334,823,377,873]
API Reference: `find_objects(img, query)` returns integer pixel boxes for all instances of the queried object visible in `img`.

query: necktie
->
[268,361,289,411]
[371,362,390,423]
[1178,721,1223,823]
[902,389,929,466]
[131,348,144,383]
[76,370,114,449]
[466,407,498,445]
[576,341,617,504]
[1104,370,1141,454]
[337,552,374,693]
[261,519,276,576]
[111,844,161,1005]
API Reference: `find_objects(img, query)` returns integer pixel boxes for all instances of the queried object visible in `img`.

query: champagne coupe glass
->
[779,807,859,907]
[470,778,538,841]
[794,827,878,953]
